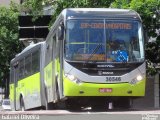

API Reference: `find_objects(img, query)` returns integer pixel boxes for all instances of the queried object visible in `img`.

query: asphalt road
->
[0,108,160,114]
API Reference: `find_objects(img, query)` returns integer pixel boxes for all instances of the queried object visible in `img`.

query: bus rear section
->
[9,42,47,110]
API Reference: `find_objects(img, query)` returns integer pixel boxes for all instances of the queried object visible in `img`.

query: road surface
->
[0,109,160,120]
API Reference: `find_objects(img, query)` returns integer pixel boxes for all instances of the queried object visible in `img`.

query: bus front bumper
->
[63,78,146,97]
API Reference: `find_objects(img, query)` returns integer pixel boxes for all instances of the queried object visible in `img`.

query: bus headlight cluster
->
[66,74,75,81]
[136,75,143,81]
[130,75,143,85]
[65,74,82,85]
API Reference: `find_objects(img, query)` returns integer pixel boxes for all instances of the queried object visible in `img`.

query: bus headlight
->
[130,75,143,85]
[66,74,75,81]
[136,75,143,81]
[65,74,82,85]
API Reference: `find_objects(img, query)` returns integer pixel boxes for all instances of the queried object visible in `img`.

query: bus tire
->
[20,97,25,111]
[65,98,81,110]
[91,101,107,111]
[114,97,132,109]
[55,76,60,101]
[55,77,66,109]
[44,86,49,110]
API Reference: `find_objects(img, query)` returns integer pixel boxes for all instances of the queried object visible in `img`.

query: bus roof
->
[61,8,141,21]
[11,42,44,64]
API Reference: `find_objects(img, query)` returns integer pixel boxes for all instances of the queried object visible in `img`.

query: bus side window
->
[31,50,40,74]
[24,54,31,77]
[53,36,58,58]
[56,32,60,59]
[45,36,53,65]
[19,59,25,80]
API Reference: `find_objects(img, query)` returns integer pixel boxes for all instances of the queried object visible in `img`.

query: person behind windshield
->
[109,39,128,62]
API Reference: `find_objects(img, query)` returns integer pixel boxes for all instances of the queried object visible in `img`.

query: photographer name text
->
[1,114,39,120]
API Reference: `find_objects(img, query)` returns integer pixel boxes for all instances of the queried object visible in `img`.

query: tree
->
[21,0,115,20]
[111,0,160,75]
[51,0,114,19]
[0,2,23,94]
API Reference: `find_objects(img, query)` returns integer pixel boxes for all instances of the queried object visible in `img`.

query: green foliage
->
[146,61,157,76]
[21,0,43,16]
[22,0,114,21]
[0,3,23,86]
[52,0,114,21]
[111,0,160,30]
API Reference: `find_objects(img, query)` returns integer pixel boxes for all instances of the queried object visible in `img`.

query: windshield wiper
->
[84,43,103,64]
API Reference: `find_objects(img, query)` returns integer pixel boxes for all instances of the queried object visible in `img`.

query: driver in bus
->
[109,39,128,62]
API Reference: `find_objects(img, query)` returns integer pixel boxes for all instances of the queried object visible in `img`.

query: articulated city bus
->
[10,8,145,110]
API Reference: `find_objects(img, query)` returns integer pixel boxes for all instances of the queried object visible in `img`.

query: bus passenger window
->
[19,59,24,79]
[31,51,40,74]
[25,54,31,77]
[10,67,14,83]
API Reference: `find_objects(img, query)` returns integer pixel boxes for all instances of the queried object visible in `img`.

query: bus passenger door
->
[52,36,56,101]
[57,33,64,99]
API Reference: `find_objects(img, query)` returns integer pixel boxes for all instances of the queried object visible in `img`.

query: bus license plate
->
[99,88,112,93]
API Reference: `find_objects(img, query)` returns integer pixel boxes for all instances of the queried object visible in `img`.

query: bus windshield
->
[65,19,144,63]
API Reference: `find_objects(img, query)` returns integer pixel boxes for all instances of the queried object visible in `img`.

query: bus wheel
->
[91,102,107,111]
[114,98,132,109]
[65,99,81,110]
[20,97,25,111]
[55,77,60,101]
[47,102,56,110]
[91,98,108,111]
[44,86,49,110]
